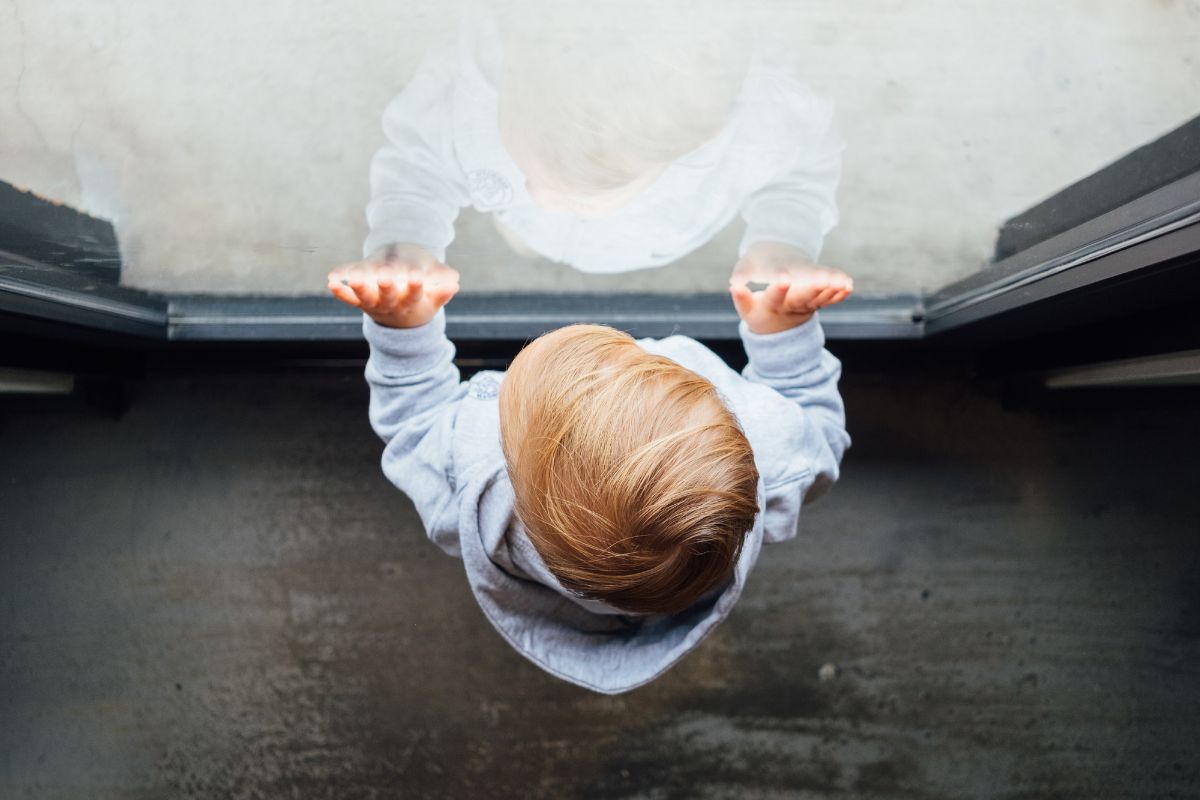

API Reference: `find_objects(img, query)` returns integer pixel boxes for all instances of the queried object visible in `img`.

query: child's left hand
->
[327,257,459,329]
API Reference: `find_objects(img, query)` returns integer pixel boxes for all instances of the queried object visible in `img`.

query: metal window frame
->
[0,258,923,343]
[993,115,1200,260]
[164,292,923,341]
[922,171,1200,340]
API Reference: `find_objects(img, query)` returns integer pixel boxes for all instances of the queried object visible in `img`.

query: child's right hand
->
[327,244,460,329]
[729,263,853,335]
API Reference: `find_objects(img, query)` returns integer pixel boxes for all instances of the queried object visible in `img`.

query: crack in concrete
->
[8,0,50,150]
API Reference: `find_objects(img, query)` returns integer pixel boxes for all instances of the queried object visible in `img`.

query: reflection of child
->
[326,258,853,693]
[352,9,843,285]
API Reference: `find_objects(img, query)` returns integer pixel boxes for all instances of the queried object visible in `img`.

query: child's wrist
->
[367,310,437,330]
[744,312,815,336]
[362,309,450,370]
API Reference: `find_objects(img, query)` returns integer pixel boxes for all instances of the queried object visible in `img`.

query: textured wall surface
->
[1,359,1198,798]
[1,0,1198,294]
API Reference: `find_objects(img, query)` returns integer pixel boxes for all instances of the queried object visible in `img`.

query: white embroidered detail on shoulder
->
[468,169,513,210]
[469,373,500,400]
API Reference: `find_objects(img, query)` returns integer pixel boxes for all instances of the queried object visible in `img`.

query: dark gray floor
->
[1,359,1198,799]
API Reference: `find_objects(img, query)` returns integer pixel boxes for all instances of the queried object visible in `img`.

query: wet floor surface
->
[1,362,1198,799]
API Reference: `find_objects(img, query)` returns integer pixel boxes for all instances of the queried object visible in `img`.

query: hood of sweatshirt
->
[450,370,768,695]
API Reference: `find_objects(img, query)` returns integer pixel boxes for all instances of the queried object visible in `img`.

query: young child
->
[326,262,853,694]
[361,5,843,285]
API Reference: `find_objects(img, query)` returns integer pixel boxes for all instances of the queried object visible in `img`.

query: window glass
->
[1,0,1196,297]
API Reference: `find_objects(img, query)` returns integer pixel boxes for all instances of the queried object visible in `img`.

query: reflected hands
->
[729,241,853,334]
[327,244,460,329]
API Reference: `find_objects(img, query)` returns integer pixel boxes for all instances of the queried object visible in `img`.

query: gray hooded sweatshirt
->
[362,309,849,694]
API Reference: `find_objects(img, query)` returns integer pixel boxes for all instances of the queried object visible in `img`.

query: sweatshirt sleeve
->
[738,68,843,263]
[364,44,473,262]
[363,309,467,555]
[739,315,850,543]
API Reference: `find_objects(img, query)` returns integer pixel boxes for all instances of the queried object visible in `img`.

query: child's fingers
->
[348,270,381,307]
[783,281,821,313]
[376,269,403,308]
[827,272,854,293]
[762,281,791,313]
[402,276,424,308]
[428,263,461,287]
[427,282,460,309]
[788,282,839,312]
[812,285,841,308]
[328,281,362,307]
[729,283,755,318]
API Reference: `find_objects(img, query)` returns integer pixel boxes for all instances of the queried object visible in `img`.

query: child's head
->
[496,3,751,218]
[499,324,760,615]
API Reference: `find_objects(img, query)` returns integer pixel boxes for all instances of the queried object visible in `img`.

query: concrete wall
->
[1,0,1198,294]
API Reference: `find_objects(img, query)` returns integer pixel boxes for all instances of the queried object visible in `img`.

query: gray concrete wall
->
[1,0,1198,295]
[1,365,1198,797]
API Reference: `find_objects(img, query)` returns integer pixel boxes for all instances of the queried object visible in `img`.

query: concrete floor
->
[1,357,1199,798]
[1,0,1198,295]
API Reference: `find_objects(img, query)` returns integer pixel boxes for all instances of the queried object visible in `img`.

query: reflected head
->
[496,2,750,213]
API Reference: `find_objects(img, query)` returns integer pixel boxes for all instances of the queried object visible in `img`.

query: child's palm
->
[327,247,459,329]
[730,257,853,335]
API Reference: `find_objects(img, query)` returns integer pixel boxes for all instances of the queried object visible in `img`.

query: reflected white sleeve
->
[364,47,472,262]
[739,79,843,262]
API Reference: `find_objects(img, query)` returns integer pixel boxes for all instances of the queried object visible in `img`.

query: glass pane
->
[1,0,1197,299]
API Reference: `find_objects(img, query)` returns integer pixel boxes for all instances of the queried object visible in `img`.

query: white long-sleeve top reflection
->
[364,24,843,272]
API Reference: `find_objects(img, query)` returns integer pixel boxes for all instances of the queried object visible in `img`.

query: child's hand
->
[729,242,853,334]
[327,244,460,329]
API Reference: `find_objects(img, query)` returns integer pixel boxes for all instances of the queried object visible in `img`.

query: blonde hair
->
[496,3,751,194]
[499,324,760,615]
